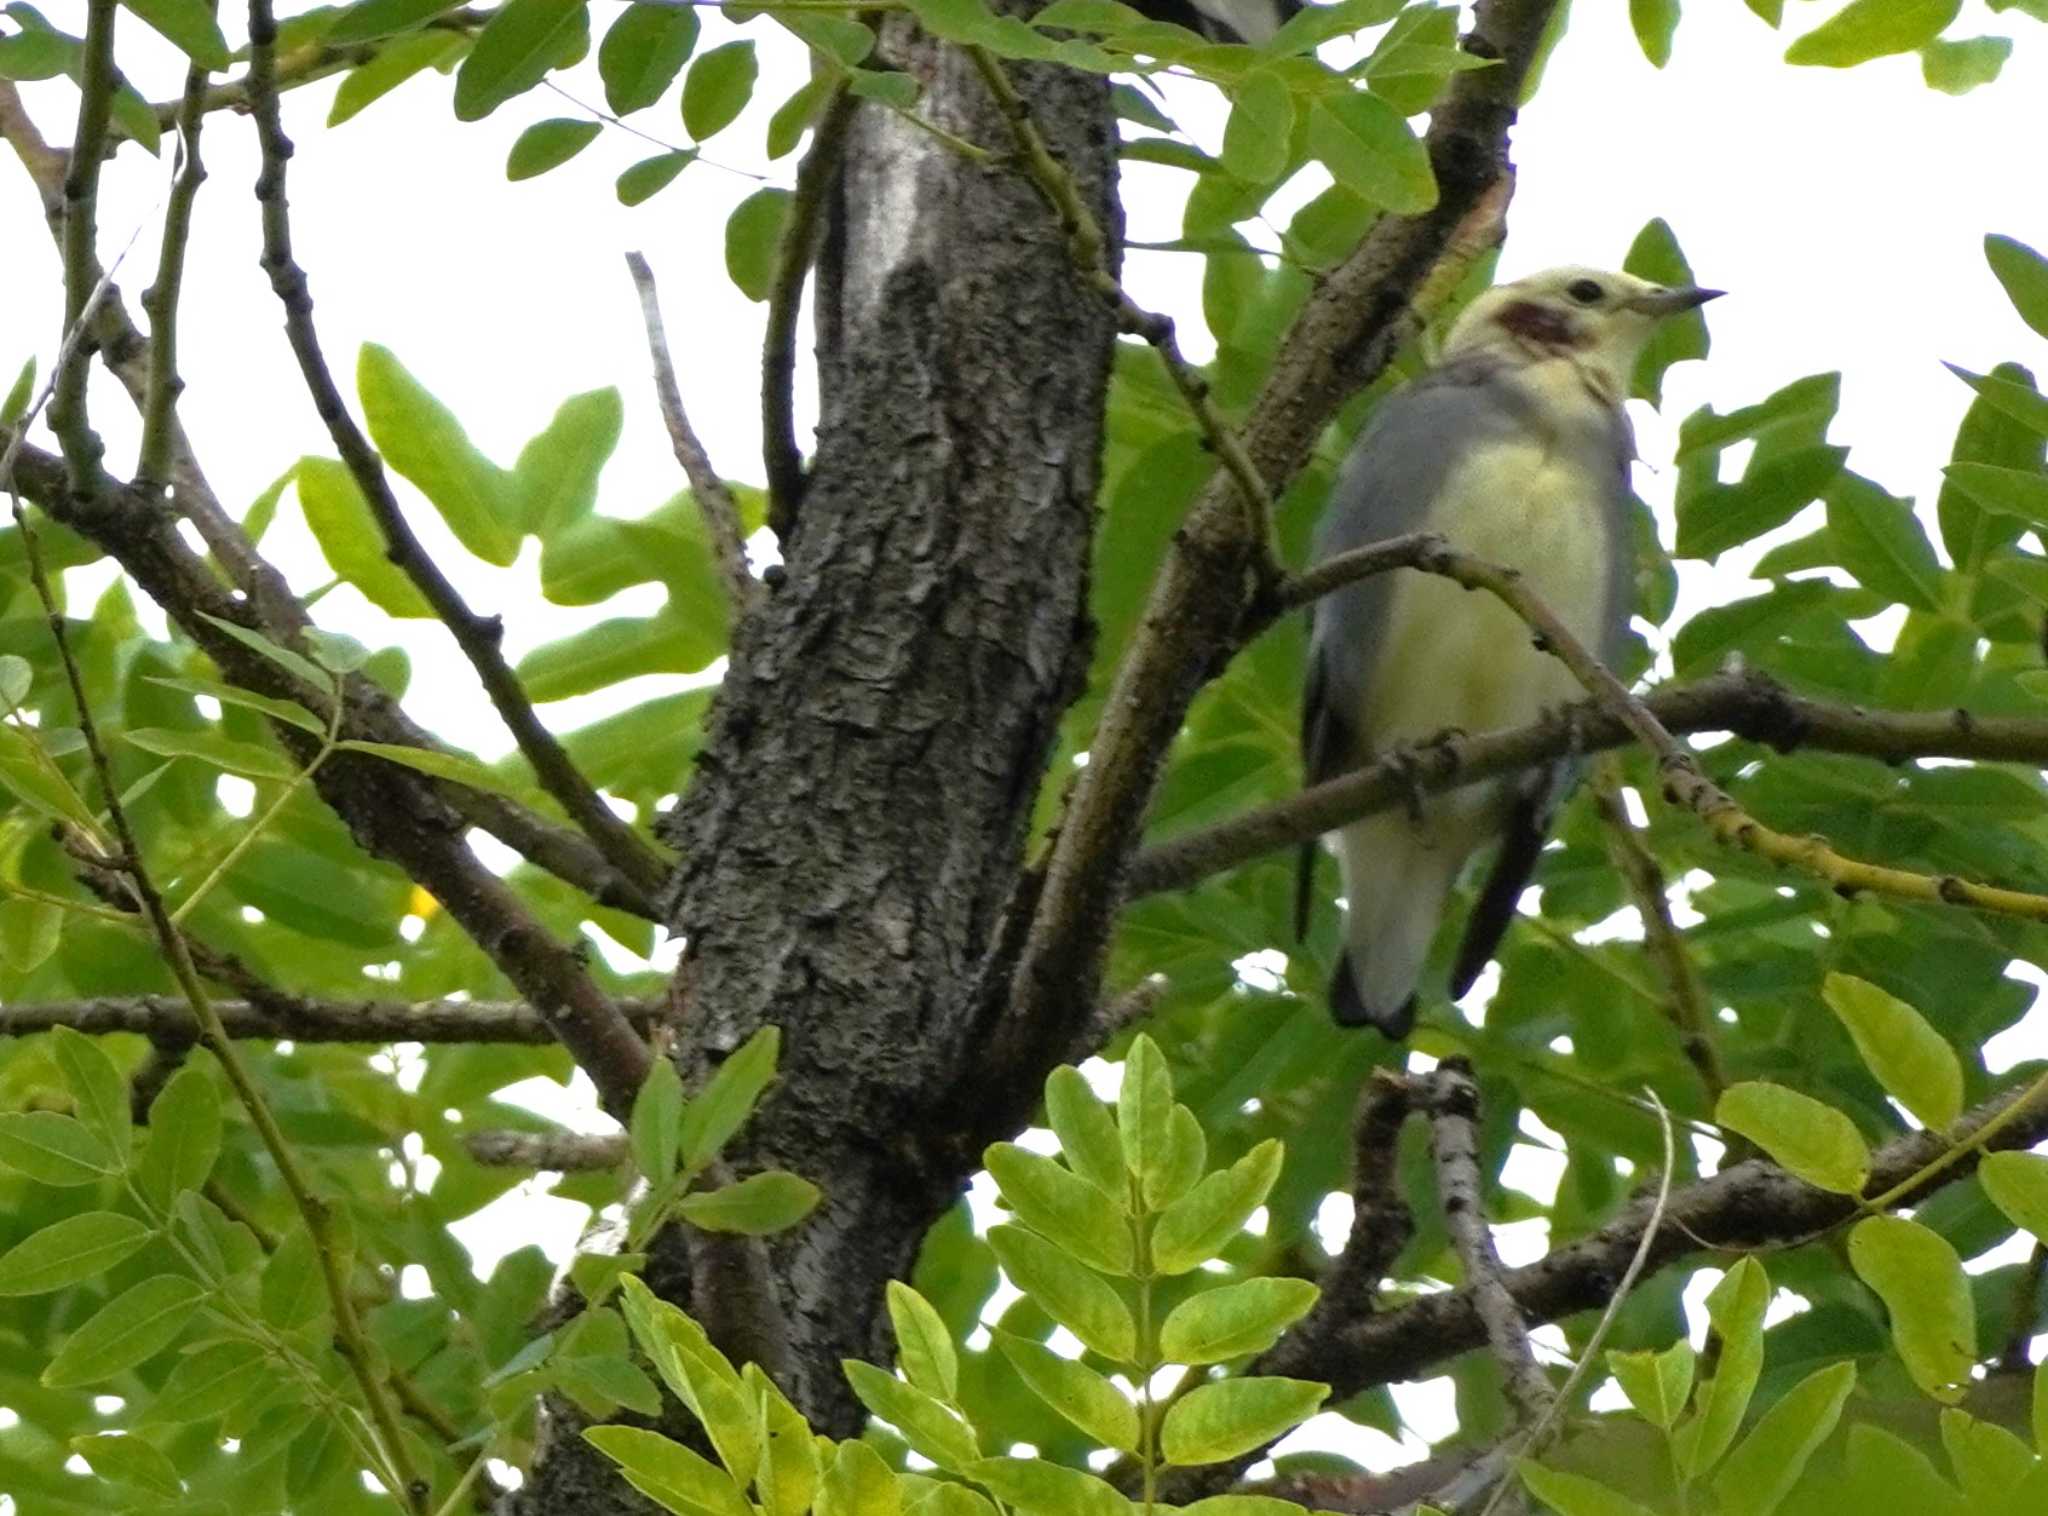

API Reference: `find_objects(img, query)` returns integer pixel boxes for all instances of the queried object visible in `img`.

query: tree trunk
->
[510,20,1118,1508]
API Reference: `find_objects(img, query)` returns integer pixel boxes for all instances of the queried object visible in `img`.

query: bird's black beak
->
[1629,286,1725,316]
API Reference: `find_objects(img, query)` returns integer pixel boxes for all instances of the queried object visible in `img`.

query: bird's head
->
[1441,266,1723,400]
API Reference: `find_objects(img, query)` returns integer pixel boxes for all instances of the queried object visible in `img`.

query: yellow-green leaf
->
[1821,972,1962,1130]
[1714,1082,1869,1194]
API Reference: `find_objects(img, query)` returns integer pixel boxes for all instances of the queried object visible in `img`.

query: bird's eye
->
[1567,278,1605,305]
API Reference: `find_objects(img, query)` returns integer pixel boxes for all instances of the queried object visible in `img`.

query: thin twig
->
[1421,1061,1554,1426]
[464,1129,629,1170]
[762,83,852,535]
[138,41,213,490]
[964,44,1278,573]
[244,8,671,904]
[624,252,758,609]
[0,993,666,1043]
[49,0,119,489]
[1589,764,1727,1103]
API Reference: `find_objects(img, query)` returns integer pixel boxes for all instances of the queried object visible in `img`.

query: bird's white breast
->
[1361,362,1617,800]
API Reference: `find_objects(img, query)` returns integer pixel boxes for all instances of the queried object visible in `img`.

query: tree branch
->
[0,993,664,1044]
[1168,1069,2048,1502]
[49,0,118,490]
[137,48,211,490]
[762,84,852,536]
[624,252,758,610]
[464,1129,628,1170]
[984,0,1556,1122]
[245,22,671,905]
[1419,1061,1555,1426]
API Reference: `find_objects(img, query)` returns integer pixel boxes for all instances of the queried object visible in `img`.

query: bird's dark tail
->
[1448,788,1549,999]
[1329,953,1417,1040]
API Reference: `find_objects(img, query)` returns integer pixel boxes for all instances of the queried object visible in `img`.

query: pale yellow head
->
[1441,265,1722,401]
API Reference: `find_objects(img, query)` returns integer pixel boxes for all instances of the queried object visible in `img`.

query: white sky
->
[6,0,2048,1475]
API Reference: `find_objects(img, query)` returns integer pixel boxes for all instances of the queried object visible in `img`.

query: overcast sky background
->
[5,0,2048,1476]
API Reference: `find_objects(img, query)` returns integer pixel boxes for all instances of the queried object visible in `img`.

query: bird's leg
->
[1390,728,1465,823]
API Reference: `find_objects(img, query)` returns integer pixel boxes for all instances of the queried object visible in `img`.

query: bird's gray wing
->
[1447,397,1640,996]
[1295,356,1520,941]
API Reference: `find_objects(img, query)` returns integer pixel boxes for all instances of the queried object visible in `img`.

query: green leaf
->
[0,1111,118,1185]
[0,356,34,423]
[1710,1361,1856,1516]
[993,1331,1139,1453]
[124,726,299,781]
[329,28,465,125]
[987,1223,1136,1360]
[683,40,758,142]
[631,1056,685,1187]
[1154,1107,1210,1217]
[454,0,586,120]
[333,740,539,802]
[1118,1032,1173,1195]
[70,1431,183,1498]
[1785,0,1960,66]
[967,1457,1130,1516]
[726,187,792,303]
[1944,363,2048,440]
[294,455,434,617]
[1840,1425,1968,1516]
[1220,69,1291,185]
[0,723,95,830]
[1158,1377,1328,1466]
[777,12,874,66]
[884,1281,960,1408]
[356,345,520,565]
[120,0,231,69]
[1176,1499,1316,1516]
[511,387,622,535]
[1624,218,1710,405]
[1940,1408,2036,1505]
[1158,1277,1318,1364]
[817,1440,902,1516]
[327,0,462,45]
[1713,1082,1870,1194]
[842,1359,979,1470]
[678,1024,780,1171]
[263,1225,332,1328]
[1921,35,2010,93]
[144,675,326,736]
[1151,1139,1283,1274]
[2037,1357,2048,1455]
[1987,234,2048,341]
[507,117,602,180]
[0,1211,153,1295]
[1820,972,1962,1130]
[44,1274,204,1386]
[1271,0,1403,55]
[1630,0,1680,66]
[0,23,68,82]
[1675,445,1849,560]
[677,1171,821,1234]
[600,2,699,114]
[1607,1340,1695,1429]
[583,1426,754,1516]
[0,653,29,708]
[196,612,335,696]
[1519,1462,1661,1516]
[1676,1257,1769,1475]
[556,1307,664,1417]
[141,1339,267,1424]
[1978,1151,2048,1243]
[1942,461,2048,527]
[1824,473,1944,612]
[1044,1065,1126,1199]
[618,149,696,205]
[986,1142,1132,1274]
[51,1025,131,1165]
[1305,92,1435,213]
[137,1067,221,1208]
[1848,1215,1974,1401]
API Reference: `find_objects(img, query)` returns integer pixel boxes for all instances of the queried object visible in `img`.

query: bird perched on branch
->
[1298,265,1720,1037]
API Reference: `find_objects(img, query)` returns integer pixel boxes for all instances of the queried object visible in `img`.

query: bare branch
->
[1419,1062,1555,1426]
[762,85,853,535]
[137,51,211,489]
[49,0,119,490]
[465,1129,628,1171]
[625,251,758,610]
[0,993,664,1044]
[245,40,670,904]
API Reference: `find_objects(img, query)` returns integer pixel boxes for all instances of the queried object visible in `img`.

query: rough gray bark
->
[509,18,1119,1510]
